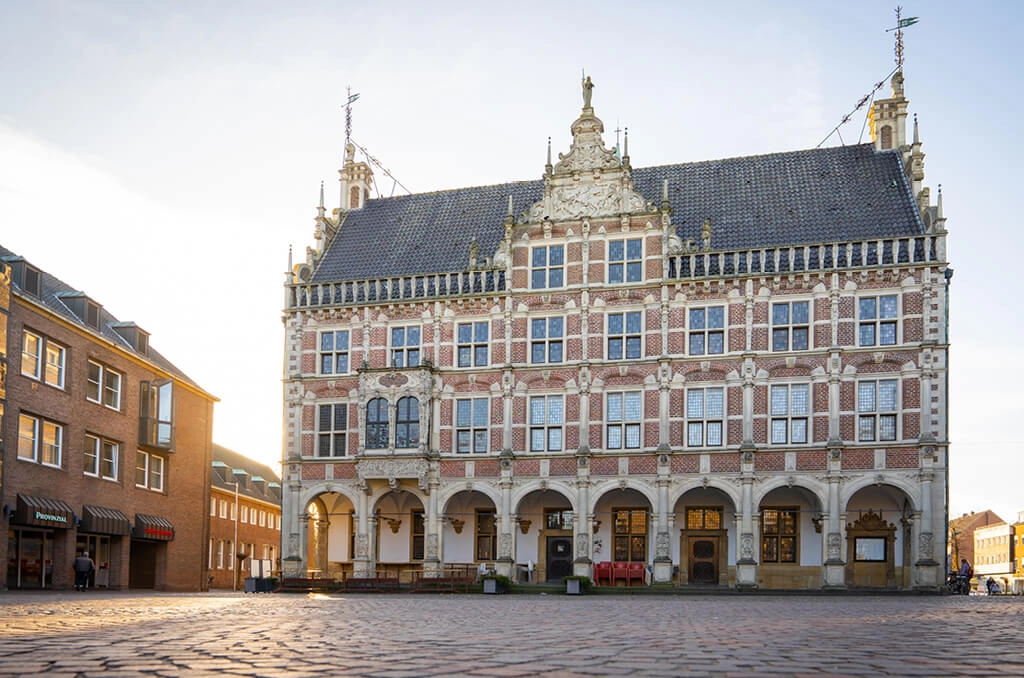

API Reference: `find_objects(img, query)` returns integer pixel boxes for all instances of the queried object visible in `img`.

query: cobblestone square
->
[0,591,1020,677]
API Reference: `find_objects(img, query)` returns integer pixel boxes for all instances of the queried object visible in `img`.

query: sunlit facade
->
[280,74,950,590]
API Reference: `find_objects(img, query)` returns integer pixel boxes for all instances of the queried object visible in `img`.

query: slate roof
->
[0,243,209,393]
[313,143,924,283]
[212,443,281,504]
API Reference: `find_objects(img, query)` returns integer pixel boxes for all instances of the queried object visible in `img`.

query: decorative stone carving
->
[426,534,438,559]
[357,458,429,489]
[356,534,368,558]
[740,534,754,560]
[499,533,512,559]
[576,533,590,558]
[827,533,842,560]
[919,532,933,560]
[656,531,670,559]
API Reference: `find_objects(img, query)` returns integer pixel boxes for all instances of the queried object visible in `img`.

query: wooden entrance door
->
[546,536,573,582]
[689,536,718,584]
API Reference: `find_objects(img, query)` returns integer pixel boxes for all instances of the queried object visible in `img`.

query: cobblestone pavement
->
[0,591,1021,677]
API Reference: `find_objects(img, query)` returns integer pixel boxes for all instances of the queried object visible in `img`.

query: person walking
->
[73,551,96,591]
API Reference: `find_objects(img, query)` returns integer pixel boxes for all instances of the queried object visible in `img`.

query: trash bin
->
[256,577,273,593]
[244,577,257,593]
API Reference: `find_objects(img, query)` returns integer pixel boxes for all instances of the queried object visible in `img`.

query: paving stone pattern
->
[0,592,1021,677]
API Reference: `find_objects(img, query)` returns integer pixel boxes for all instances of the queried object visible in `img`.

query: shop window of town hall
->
[531,317,564,363]
[770,384,809,444]
[84,434,118,480]
[858,379,898,442]
[456,398,488,454]
[608,311,642,360]
[476,510,496,561]
[457,322,488,367]
[18,414,62,466]
[317,403,347,457]
[529,395,564,452]
[606,391,641,449]
[531,245,564,289]
[772,301,809,351]
[761,508,798,563]
[390,326,420,368]
[613,509,647,562]
[686,507,722,530]
[319,330,350,374]
[859,295,898,346]
[136,451,165,491]
[395,397,420,448]
[365,398,388,449]
[688,307,725,355]
[608,238,642,283]
[411,510,425,560]
[87,360,122,410]
[686,388,724,447]
[139,380,174,450]
[546,509,574,531]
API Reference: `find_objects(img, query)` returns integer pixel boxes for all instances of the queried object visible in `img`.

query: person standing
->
[73,551,96,591]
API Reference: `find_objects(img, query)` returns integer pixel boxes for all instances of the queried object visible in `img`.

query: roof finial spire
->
[913,113,920,144]
[545,136,553,175]
[887,6,919,72]
[319,181,325,208]
[937,183,943,218]
[507,194,513,217]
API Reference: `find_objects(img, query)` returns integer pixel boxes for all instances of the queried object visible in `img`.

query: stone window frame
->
[771,299,810,352]
[857,378,899,442]
[607,310,642,360]
[530,316,565,364]
[317,402,348,457]
[608,237,643,284]
[769,383,810,445]
[685,387,724,448]
[318,329,351,375]
[761,506,799,564]
[389,325,421,368]
[606,390,642,450]
[857,294,899,347]
[455,397,489,454]
[529,394,564,452]
[456,321,489,368]
[530,244,565,289]
[688,306,725,356]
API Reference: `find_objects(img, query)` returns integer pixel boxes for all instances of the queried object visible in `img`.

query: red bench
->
[593,561,612,585]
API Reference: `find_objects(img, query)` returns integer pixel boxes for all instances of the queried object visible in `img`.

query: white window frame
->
[771,300,810,352]
[44,341,66,388]
[607,311,642,360]
[857,379,899,442]
[606,391,642,450]
[608,238,643,284]
[21,331,42,380]
[769,384,810,445]
[858,294,899,347]
[219,500,228,519]
[529,395,564,452]
[84,434,118,480]
[88,360,123,408]
[240,505,249,523]
[455,397,489,454]
[216,540,225,569]
[530,317,564,364]
[688,307,726,356]
[318,329,350,375]
[259,510,266,527]
[19,414,62,467]
[390,326,421,368]
[136,451,165,492]
[210,498,217,517]
[531,244,565,289]
[457,321,489,367]
[317,403,348,457]
[686,387,724,447]
[18,414,39,462]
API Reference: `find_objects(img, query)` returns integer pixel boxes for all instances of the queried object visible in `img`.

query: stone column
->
[353,486,373,577]
[423,475,441,577]
[573,475,591,576]
[822,461,846,588]
[653,469,673,583]
[496,475,515,579]
[735,462,757,588]
[281,474,306,577]
[914,463,940,588]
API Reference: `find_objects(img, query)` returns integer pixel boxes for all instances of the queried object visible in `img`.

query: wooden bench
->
[341,577,400,593]
[410,573,475,593]
[277,577,340,593]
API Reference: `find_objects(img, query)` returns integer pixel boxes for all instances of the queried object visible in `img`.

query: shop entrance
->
[7,529,54,589]
[130,540,157,589]
[75,535,111,588]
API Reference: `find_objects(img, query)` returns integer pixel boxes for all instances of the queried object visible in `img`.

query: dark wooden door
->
[546,537,573,582]
[689,536,718,584]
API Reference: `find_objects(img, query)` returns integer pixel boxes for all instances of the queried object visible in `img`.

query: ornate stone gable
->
[525,80,653,223]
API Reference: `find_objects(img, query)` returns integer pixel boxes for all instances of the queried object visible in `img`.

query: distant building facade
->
[974,522,1014,593]
[948,509,1005,573]
[280,72,950,590]
[1,246,216,591]
[208,444,281,589]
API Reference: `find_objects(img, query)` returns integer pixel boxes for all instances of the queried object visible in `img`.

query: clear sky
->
[2,1,1020,523]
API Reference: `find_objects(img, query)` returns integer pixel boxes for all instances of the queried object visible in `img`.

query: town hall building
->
[280,70,950,590]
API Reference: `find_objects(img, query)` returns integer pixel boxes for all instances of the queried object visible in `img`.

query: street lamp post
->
[232,482,239,592]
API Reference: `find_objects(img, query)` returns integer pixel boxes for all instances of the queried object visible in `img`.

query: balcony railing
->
[667,236,940,279]
[287,270,506,309]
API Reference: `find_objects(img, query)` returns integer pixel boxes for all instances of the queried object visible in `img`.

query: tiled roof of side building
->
[312,144,924,283]
[0,244,210,393]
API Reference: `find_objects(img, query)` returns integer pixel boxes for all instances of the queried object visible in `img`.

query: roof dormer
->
[55,291,102,330]
[2,257,41,298]
[111,322,150,356]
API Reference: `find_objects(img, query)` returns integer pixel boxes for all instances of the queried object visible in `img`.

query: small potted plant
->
[482,574,511,594]
[564,575,591,595]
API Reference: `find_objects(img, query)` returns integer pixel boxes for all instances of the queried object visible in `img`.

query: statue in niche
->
[582,75,594,108]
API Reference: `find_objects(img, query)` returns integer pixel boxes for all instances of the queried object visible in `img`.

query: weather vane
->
[343,85,360,149]
[886,6,919,72]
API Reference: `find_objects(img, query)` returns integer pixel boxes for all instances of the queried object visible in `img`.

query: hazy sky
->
[2,1,1020,523]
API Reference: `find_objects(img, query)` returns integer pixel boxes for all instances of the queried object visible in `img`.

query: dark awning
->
[81,505,131,536]
[15,494,74,529]
[134,513,175,541]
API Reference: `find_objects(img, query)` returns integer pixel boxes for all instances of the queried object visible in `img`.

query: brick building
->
[1,246,216,591]
[208,444,281,589]
[280,71,950,590]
